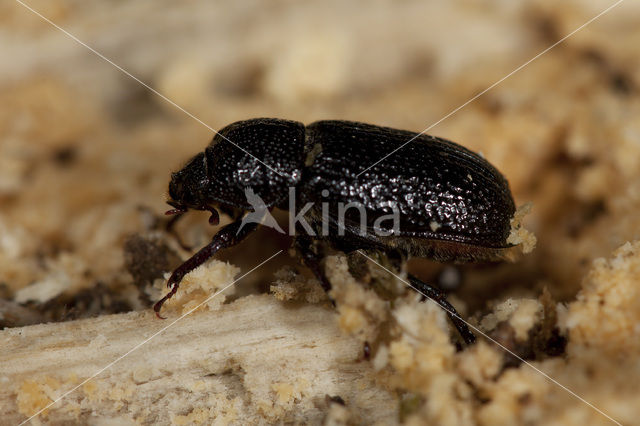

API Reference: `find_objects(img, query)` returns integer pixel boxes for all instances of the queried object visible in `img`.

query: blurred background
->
[1,0,639,324]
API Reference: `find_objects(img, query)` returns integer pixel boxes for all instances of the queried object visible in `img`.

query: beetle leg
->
[294,237,332,293]
[165,212,193,251]
[198,205,220,226]
[408,274,476,345]
[154,218,257,317]
[166,211,184,231]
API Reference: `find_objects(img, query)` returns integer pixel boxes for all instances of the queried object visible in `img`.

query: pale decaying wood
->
[0,295,396,425]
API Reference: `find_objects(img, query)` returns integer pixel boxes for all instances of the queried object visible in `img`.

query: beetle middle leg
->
[293,236,332,292]
[408,274,476,345]
[154,219,258,317]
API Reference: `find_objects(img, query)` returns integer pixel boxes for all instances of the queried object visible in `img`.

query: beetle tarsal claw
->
[153,295,169,319]
[154,281,179,319]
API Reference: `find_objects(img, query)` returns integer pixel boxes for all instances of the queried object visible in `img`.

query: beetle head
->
[167,119,306,222]
[167,152,220,225]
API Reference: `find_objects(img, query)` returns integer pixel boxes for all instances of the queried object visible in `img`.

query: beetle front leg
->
[408,274,476,345]
[165,212,192,251]
[154,219,258,317]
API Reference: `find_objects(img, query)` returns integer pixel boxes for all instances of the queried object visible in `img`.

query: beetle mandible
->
[155,118,517,344]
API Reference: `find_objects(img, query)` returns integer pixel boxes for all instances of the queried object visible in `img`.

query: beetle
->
[155,118,517,344]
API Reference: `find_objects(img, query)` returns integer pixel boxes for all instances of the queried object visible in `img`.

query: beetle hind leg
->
[294,238,475,345]
[408,274,476,345]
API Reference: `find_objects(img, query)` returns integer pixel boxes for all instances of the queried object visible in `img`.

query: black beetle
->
[155,118,516,344]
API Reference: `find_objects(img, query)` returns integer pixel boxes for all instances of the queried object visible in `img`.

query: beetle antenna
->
[165,200,188,216]
[165,207,188,216]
